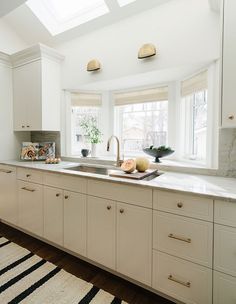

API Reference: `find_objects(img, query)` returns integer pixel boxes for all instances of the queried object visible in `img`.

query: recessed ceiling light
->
[26,0,109,36]
[117,0,136,7]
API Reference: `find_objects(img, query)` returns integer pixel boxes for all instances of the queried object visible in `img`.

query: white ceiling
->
[71,62,212,91]
[2,0,173,46]
[0,0,26,17]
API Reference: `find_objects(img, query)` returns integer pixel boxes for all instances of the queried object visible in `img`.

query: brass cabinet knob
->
[27,126,30,128]
[65,195,69,199]
[228,115,234,120]
[177,202,183,208]
[119,208,124,214]
[56,193,60,197]
[26,174,31,178]
[107,205,111,210]
[22,125,25,128]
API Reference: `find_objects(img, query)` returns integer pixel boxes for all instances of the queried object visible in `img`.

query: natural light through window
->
[117,0,136,7]
[26,0,109,36]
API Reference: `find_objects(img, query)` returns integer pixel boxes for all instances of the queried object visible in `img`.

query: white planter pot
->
[91,143,97,157]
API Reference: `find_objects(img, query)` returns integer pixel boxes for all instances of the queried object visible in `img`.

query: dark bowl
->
[143,148,175,163]
[81,149,90,157]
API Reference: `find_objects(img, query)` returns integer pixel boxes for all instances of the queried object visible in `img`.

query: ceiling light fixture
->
[87,59,101,72]
[138,43,157,59]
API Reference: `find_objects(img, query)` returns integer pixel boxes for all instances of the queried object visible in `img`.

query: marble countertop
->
[1,160,236,202]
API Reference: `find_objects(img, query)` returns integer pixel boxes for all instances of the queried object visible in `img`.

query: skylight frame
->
[26,0,109,36]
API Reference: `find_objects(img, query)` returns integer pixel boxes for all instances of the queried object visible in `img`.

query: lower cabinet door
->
[43,186,63,245]
[63,191,87,256]
[214,271,236,304]
[18,181,43,236]
[117,202,152,286]
[87,196,116,269]
[153,251,212,304]
[0,166,17,224]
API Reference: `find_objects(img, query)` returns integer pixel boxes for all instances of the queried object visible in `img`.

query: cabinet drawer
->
[17,168,43,184]
[88,179,152,208]
[153,211,213,267]
[214,224,236,277]
[0,165,16,174]
[18,181,43,236]
[153,251,212,304]
[213,271,236,304]
[153,190,213,221]
[43,173,87,194]
[215,200,236,228]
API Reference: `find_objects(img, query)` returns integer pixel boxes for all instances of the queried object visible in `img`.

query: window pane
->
[71,106,100,155]
[116,100,168,154]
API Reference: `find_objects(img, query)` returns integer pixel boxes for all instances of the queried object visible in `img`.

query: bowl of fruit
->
[143,145,174,163]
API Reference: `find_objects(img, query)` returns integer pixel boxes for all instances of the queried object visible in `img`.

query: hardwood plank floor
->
[0,222,174,304]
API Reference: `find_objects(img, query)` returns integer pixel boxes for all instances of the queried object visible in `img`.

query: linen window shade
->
[181,71,208,97]
[114,86,168,106]
[71,92,102,107]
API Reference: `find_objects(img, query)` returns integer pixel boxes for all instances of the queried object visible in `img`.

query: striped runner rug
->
[0,236,128,304]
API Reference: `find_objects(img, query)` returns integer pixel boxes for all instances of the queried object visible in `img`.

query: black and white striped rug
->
[0,236,128,304]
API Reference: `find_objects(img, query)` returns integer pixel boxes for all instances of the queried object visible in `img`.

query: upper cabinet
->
[221,0,236,127]
[11,44,64,131]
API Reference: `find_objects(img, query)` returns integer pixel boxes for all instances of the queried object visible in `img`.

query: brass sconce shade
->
[87,59,101,71]
[138,43,157,59]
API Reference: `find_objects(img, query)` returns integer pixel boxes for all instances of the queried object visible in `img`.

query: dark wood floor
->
[0,222,174,304]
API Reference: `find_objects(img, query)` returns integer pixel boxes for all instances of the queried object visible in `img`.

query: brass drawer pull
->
[228,115,234,120]
[168,233,191,243]
[168,275,191,288]
[119,209,124,214]
[56,193,60,197]
[21,187,35,192]
[26,174,31,178]
[0,169,12,174]
[107,205,111,210]
[65,195,69,199]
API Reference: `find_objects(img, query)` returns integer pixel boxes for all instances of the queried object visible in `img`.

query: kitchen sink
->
[64,164,162,181]
[65,164,120,176]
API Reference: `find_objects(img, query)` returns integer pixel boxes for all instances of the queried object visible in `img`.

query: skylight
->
[26,0,109,36]
[117,0,136,7]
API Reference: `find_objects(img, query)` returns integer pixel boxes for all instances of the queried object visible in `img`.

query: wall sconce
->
[138,43,157,59]
[87,59,101,72]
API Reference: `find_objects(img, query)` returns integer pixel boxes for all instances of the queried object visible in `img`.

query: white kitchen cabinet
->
[87,196,116,269]
[153,251,212,304]
[12,44,64,131]
[214,271,236,304]
[43,186,63,245]
[63,191,87,256]
[116,202,152,286]
[222,0,236,127]
[0,166,17,225]
[18,180,43,236]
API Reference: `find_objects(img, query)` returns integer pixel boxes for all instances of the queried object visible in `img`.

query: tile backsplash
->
[30,131,61,157]
[218,128,236,177]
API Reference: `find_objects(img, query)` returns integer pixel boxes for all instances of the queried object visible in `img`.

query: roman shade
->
[181,70,208,97]
[114,86,168,106]
[71,92,102,107]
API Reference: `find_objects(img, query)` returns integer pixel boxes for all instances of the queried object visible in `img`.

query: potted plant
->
[80,116,102,157]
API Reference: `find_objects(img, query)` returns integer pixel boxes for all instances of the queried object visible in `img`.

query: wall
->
[56,0,220,90]
[0,19,27,54]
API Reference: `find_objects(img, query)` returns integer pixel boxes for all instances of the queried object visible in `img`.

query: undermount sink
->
[65,164,162,181]
[65,164,118,176]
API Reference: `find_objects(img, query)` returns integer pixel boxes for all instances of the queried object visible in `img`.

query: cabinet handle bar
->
[21,187,35,192]
[168,233,191,243]
[168,275,191,288]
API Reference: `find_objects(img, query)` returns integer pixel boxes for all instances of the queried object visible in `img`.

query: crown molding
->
[0,52,12,68]
[11,43,65,68]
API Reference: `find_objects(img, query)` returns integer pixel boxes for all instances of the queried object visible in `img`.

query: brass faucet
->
[107,135,123,167]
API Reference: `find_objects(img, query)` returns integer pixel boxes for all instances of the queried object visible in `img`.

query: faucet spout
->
[107,135,123,167]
